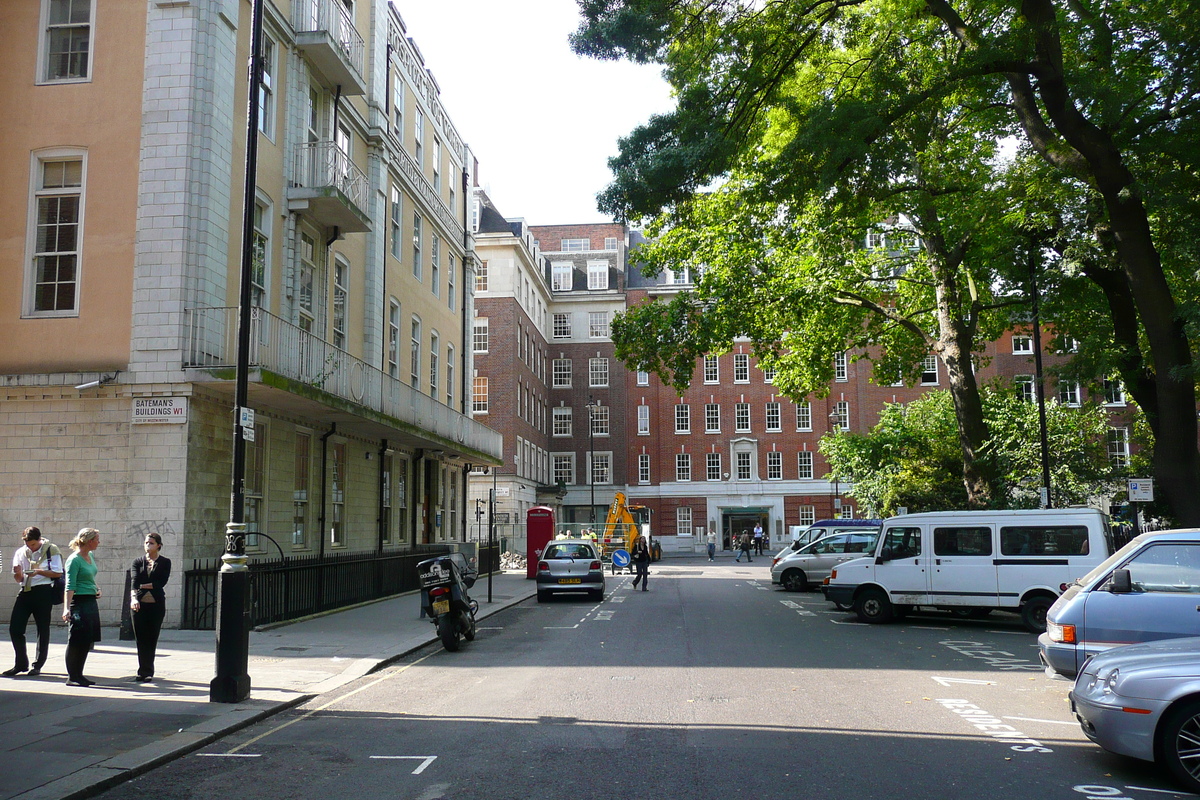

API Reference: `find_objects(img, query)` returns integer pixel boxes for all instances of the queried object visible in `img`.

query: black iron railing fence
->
[182,544,500,630]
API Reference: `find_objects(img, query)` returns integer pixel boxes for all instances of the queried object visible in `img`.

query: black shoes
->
[65,677,96,687]
[1,667,25,677]
[26,667,41,677]
[134,675,153,683]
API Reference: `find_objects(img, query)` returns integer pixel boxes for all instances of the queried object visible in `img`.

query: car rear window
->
[1000,525,1090,556]
[544,543,594,559]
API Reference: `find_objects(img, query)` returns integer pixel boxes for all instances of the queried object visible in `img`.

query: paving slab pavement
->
[0,570,536,800]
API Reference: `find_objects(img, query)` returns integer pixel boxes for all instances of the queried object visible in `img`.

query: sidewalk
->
[0,570,536,800]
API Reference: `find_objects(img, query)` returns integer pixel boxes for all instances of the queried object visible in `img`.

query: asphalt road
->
[95,560,1188,800]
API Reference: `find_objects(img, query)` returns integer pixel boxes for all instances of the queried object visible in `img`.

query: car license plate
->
[433,599,450,615]
[558,578,581,584]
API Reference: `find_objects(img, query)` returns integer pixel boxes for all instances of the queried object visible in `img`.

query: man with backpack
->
[5,526,63,677]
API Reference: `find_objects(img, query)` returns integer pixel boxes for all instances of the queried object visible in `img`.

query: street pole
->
[1028,246,1053,508]
[211,0,263,704]
[588,397,597,526]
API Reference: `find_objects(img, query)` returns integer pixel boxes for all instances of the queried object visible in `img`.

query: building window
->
[1015,375,1037,402]
[394,458,409,544]
[552,358,572,388]
[604,236,619,250]
[475,259,488,292]
[42,0,94,82]
[589,357,609,388]
[705,404,721,433]
[1012,335,1033,354]
[332,260,348,349]
[1108,427,1130,468]
[473,318,488,353]
[637,370,650,386]
[637,404,650,435]
[798,505,816,525]
[244,422,266,548]
[429,330,439,398]
[251,201,269,308]
[735,403,750,433]
[638,453,650,484]
[833,400,849,431]
[676,453,692,482]
[591,405,610,436]
[796,401,812,431]
[389,186,403,260]
[553,313,571,338]
[762,365,776,383]
[293,431,311,546]
[707,452,722,481]
[675,404,691,434]
[553,454,575,485]
[834,352,849,382]
[591,453,612,484]
[677,506,693,536]
[866,230,885,249]
[587,261,609,290]
[446,345,454,407]
[430,234,441,296]
[330,441,346,546]
[411,213,423,280]
[736,451,753,480]
[1104,378,1126,406]
[797,451,814,479]
[562,238,588,251]
[298,231,317,330]
[588,311,610,338]
[27,155,85,315]
[410,316,421,389]
[551,262,572,291]
[388,299,401,377]
[432,138,441,192]
[472,376,488,413]
[392,75,404,140]
[380,452,393,544]
[767,452,783,480]
[1058,381,1081,406]
[552,407,572,436]
[766,402,781,432]
[734,353,750,383]
[447,255,456,311]
[257,36,275,137]
[704,355,719,383]
[414,110,424,165]
[920,355,938,385]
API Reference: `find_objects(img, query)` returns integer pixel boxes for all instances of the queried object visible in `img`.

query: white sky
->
[393,0,675,225]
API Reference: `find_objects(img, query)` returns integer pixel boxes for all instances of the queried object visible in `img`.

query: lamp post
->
[586,397,600,525]
[1027,245,1053,508]
[829,409,843,518]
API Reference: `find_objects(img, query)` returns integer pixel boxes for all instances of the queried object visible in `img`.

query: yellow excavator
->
[600,492,660,571]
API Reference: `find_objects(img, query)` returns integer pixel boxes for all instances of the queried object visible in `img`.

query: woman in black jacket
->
[129,532,171,682]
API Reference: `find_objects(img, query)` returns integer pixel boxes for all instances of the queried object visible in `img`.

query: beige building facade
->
[0,0,502,627]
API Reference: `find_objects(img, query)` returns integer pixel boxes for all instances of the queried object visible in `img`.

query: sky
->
[393,0,675,226]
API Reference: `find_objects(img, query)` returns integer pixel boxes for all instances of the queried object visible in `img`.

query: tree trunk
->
[939,332,995,507]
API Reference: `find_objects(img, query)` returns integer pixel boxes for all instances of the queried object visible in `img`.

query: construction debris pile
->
[499,551,527,572]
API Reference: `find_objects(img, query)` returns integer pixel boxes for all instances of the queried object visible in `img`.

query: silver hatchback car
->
[1071,636,1200,794]
[771,530,879,592]
[536,539,605,601]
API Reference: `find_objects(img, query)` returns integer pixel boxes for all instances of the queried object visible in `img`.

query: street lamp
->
[828,409,843,518]
[586,397,601,525]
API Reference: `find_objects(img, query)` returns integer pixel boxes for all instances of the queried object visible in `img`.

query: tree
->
[574,0,1200,524]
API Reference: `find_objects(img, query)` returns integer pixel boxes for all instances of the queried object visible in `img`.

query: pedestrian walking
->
[4,527,63,678]
[63,527,102,687]
[753,522,764,556]
[735,531,753,562]
[630,534,651,591]
[129,532,171,682]
[706,530,717,561]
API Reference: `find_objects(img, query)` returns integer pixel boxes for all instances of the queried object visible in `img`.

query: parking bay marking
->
[780,600,817,616]
[370,756,437,774]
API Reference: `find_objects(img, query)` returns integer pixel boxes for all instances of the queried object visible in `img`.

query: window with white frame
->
[380,452,393,544]
[797,451,814,479]
[446,345,454,406]
[330,441,346,545]
[552,262,572,291]
[920,355,938,385]
[552,358,572,388]
[676,453,692,482]
[762,364,776,383]
[589,311,610,338]
[587,261,609,290]
[591,452,612,484]
[388,299,401,377]
[638,453,650,484]
[589,357,609,387]
[604,236,619,250]
[395,458,409,544]
[414,110,424,166]
[1012,335,1033,354]
[447,255,455,311]
[1058,380,1080,406]
[553,454,574,485]
[552,407,572,436]
[705,403,721,433]
[251,201,269,308]
[736,451,753,480]
[1104,378,1126,406]
[833,400,849,431]
[409,316,421,388]
[1108,427,1129,468]
[28,154,85,315]
[244,422,265,548]
[562,238,588,251]
[410,213,425,281]
[430,234,440,297]
[704,355,719,383]
[293,431,311,546]
[799,505,816,525]
[834,352,848,382]
[637,370,649,386]
[706,452,721,481]
[734,353,750,383]
[637,404,650,435]
[429,330,439,398]
[676,506,693,536]
[472,376,488,413]
[675,404,691,433]
[432,138,441,192]
[767,451,783,480]
[766,402,781,432]
[390,186,403,260]
[41,0,94,83]
[332,259,348,349]
[735,403,750,432]
[473,318,488,353]
[392,74,404,140]
[298,230,317,331]
[591,405,610,436]
[475,259,487,292]
[257,36,275,137]
[553,313,571,338]
[866,230,885,249]
[796,401,811,431]
[1015,375,1036,402]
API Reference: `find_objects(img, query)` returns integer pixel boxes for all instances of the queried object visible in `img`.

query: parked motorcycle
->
[417,552,479,652]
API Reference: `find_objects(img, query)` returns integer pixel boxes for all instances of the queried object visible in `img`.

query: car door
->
[875,525,930,605]
[800,533,860,582]
[930,525,999,608]
[1079,540,1200,659]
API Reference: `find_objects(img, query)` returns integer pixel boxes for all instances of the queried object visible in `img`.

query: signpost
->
[1128,478,1154,536]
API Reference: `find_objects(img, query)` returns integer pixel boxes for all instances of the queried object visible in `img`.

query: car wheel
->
[1158,698,1200,794]
[949,607,976,619]
[781,569,808,593]
[1020,596,1053,633]
[856,587,894,624]
[536,590,549,603]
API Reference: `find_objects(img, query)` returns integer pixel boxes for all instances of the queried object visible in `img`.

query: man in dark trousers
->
[5,527,63,677]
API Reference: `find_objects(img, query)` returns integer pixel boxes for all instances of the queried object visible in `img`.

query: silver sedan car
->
[1071,636,1200,793]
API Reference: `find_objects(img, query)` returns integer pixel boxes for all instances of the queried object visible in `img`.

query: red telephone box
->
[526,506,555,579]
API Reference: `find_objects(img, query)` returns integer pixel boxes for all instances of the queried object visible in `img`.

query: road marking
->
[830,619,868,626]
[370,756,437,774]
[1003,716,1078,726]
[932,676,997,687]
[544,624,580,629]
[985,630,1029,636]
[910,625,948,631]
[780,600,802,609]
[596,611,614,620]
[934,698,1053,753]
[1124,786,1197,795]
[939,639,1042,671]
[610,596,627,603]
[197,753,262,758]
[477,626,504,631]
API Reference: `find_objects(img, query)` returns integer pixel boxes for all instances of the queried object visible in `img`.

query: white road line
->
[1125,786,1199,796]
[196,753,262,758]
[910,625,949,631]
[986,630,1029,636]
[1003,716,1079,726]
[830,619,868,626]
[477,626,504,631]
[369,756,438,774]
[544,625,580,629]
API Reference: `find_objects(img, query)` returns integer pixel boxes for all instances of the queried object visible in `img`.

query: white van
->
[824,508,1114,632]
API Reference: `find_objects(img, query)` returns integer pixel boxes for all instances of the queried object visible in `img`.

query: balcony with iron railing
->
[288,141,371,233]
[183,306,502,462]
[293,0,366,96]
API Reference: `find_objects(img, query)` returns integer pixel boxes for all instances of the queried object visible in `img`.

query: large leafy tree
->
[573,0,1200,525]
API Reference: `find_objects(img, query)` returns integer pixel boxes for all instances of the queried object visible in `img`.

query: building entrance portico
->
[722,507,769,551]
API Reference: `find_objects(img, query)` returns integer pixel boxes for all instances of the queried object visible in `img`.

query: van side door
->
[998,524,1092,609]
[930,526,999,608]
[876,525,929,605]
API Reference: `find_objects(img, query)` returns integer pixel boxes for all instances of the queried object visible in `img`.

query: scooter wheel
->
[463,614,476,641]
[437,616,460,651]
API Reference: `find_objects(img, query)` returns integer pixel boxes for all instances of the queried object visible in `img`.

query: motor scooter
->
[417,552,479,651]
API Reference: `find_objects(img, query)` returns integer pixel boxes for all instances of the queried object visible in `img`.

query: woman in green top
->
[62,527,101,687]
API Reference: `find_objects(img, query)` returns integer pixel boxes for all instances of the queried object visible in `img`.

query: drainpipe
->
[319,423,336,561]
[413,449,425,546]
[378,439,389,555]
[461,165,471,414]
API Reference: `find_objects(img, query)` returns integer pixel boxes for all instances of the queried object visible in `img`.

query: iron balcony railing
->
[183,306,503,458]
[293,0,366,80]
[292,140,369,212]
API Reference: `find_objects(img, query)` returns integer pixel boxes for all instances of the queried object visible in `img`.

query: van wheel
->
[1020,596,1052,633]
[1158,698,1200,794]
[856,588,894,624]
[781,570,808,592]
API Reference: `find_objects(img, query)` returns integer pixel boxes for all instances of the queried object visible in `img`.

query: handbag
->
[44,543,65,605]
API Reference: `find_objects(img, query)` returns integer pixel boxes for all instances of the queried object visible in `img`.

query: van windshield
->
[1076,534,1147,588]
